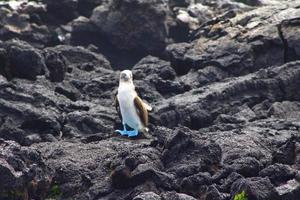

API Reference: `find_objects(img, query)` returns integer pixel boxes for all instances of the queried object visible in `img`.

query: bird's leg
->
[127,129,138,137]
[115,123,129,136]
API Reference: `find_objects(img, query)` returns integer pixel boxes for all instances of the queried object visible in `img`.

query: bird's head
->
[119,70,133,83]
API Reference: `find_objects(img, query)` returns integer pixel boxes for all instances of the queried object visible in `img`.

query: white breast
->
[117,84,142,130]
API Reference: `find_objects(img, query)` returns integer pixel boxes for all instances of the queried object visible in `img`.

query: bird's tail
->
[143,102,152,111]
[143,127,149,133]
[141,127,152,138]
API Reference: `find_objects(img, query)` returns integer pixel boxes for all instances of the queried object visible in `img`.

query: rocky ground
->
[0,0,300,199]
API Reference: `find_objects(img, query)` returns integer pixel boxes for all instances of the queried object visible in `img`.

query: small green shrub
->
[234,191,248,200]
[47,184,62,199]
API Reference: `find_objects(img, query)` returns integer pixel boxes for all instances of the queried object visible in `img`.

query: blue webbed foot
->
[127,130,139,137]
[115,124,129,136]
[115,129,129,136]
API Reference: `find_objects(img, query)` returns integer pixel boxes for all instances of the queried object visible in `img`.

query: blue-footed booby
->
[115,70,152,137]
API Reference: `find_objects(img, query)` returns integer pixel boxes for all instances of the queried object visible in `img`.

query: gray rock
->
[0,4,57,48]
[272,136,297,165]
[77,0,107,17]
[0,39,46,80]
[161,191,197,200]
[225,157,261,177]
[0,1,299,200]
[90,0,169,54]
[280,18,300,62]
[168,0,190,8]
[42,0,79,23]
[219,172,244,193]
[230,177,280,200]
[259,163,296,186]
[45,45,111,70]
[0,139,53,199]
[180,172,212,197]
[133,192,161,200]
[167,4,300,76]
[276,179,300,200]
[268,101,300,119]
[206,185,226,200]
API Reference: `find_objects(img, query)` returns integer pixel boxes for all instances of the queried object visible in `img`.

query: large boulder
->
[259,164,296,186]
[0,40,46,80]
[268,101,300,119]
[230,177,280,200]
[132,56,189,101]
[279,12,300,62]
[276,179,300,200]
[167,3,300,76]
[156,61,300,130]
[0,2,58,48]
[77,0,107,17]
[133,192,161,200]
[0,139,53,199]
[45,45,111,70]
[161,191,197,200]
[42,0,79,23]
[90,0,169,54]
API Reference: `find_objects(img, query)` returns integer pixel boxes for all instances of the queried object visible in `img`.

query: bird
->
[115,70,152,137]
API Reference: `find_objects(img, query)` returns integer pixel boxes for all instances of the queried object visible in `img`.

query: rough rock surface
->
[0,0,300,200]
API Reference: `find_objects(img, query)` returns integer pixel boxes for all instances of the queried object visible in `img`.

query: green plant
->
[47,184,62,199]
[234,190,248,200]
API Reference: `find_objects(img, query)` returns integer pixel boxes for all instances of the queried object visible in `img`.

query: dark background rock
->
[0,39,46,80]
[0,0,299,199]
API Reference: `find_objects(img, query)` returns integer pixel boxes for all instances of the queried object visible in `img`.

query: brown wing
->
[115,95,122,121]
[134,90,152,111]
[134,96,148,127]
